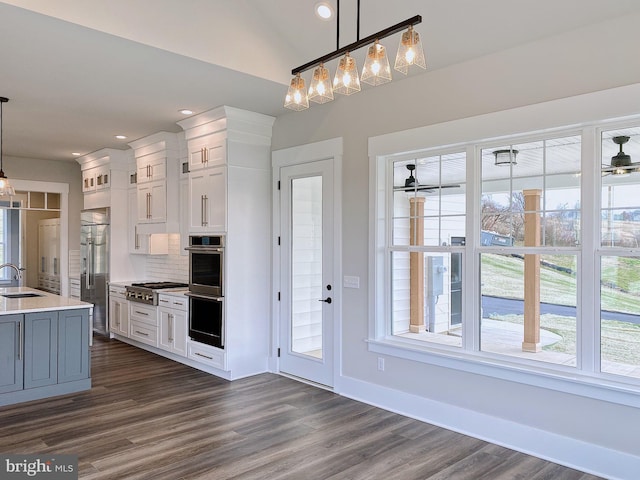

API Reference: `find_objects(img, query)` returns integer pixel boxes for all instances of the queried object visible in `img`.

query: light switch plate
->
[343,275,360,289]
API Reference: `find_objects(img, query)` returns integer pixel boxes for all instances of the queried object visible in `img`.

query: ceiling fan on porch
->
[394,164,460,193]
[602,136,640,176]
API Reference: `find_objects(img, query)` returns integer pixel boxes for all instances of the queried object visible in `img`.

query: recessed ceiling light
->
[115,135,127,140]
[315,2,333,20]
[179,109,193,115]
[72,152,81,156]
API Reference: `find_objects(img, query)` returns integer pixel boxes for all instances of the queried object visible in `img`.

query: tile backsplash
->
[146,234,189,282]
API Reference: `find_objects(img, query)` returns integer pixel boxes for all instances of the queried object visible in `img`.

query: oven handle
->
[185,292,224,301]
[184,246,223,252]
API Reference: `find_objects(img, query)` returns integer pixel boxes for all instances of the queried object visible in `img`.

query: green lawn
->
[481,253,640,364]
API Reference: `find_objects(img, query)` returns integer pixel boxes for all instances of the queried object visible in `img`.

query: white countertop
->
[0,287,93,315]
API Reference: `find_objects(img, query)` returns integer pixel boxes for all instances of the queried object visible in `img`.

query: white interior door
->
[279,159,334,387]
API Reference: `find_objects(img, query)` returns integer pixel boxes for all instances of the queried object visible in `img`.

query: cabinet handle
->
[18,321,22,360]
[203,195,208,226]
[147,192,152,219]
[53,258,58,275]
[159,299,169,304]
[201,147,205,164]
[205,147,208,164]
[134,310,149,316]
[135,330,149,337]
[168,313,174,342]
[201,195,205,226]
[134,225,140,250]
[194,352,213,360]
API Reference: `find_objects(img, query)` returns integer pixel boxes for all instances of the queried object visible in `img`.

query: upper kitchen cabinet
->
[77,149,140,282]
[77,149,129,211]
[178,106,275,235]
[128,132,182,235]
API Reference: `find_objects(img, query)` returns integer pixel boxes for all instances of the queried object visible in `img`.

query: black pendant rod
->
[292,14,422,75]
[0,97,7,173]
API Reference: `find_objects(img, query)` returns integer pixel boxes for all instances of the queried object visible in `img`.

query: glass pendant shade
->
[308,64,334,104]
[394,25,426,74]
[0,173,14,196]
[333,53,361,95]
[361,40,392,86]
[284,74,309,111]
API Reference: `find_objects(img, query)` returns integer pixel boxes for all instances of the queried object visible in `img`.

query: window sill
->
[367,337,640,408]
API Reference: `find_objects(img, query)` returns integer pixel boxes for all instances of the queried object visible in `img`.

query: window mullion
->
[464,145,480,352]
[579,126,598,373]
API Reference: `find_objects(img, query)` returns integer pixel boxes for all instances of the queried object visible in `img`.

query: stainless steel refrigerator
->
[80,208,109,335]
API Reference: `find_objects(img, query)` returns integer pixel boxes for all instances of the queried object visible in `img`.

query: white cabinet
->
[187,132,226,172]
[136,181,167,224]
[108,285,129,337]
[187,340,226,370]
[128,189,168,255]
[178,106,275,380]
[128,132,181,235]
[188,165,226,233]
[38,218,60,294]
[129,303,158,347]
[136,152,166,183]
[158,294,187,357]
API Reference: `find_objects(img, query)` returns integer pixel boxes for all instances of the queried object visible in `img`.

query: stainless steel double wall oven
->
[185,235,224,348]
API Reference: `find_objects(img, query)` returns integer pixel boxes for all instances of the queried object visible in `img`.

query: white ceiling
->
[2,0,640,162]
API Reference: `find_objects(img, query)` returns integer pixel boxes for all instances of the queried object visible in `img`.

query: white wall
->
[271,12,640,478]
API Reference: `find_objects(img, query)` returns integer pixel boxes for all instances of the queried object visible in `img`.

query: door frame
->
[271,137,343,389]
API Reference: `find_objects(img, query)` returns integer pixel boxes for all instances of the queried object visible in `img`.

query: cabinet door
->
[58,309,89,383]
[158,308,187,357]
[0,315,23,394]
[24,312,57,389]
[137,181,166,224]
[137,156,167,183]
[189,166,226,233]
[158,308,172,353]
[109,295,127,335]
[188,133,226,171]
[171,309,187,357]
[82,169,96,192]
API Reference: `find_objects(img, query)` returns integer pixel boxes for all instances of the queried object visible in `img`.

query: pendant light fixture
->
[394,25,427,74]
[308,63,334,104]
[361,40,392,86]
[284,73,309,111]
[333,52,361,95]
[0,97,15,197]
[284,0,424,111]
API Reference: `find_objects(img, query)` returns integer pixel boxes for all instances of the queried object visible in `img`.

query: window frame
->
[368,100,640,409]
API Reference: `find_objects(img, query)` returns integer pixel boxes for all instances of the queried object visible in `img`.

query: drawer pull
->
[194,352,213,360]
[134,310,149,316]
[135,330,149,337]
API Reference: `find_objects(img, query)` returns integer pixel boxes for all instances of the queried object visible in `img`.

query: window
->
[373,119,640,391]
[479,136,581,365]
[390,153,466,347]
[599,127,640,377]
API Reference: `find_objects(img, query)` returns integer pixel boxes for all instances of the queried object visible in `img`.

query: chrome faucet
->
[0,263,23,282]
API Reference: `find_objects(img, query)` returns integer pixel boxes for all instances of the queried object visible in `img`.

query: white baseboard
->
[337,375,640,480]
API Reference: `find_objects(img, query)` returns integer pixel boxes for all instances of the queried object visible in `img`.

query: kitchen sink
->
[1,292,44,299]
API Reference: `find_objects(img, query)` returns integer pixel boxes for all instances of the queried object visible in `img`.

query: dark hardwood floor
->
[0,337,603,479]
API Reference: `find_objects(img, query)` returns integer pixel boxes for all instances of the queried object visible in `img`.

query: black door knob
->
[319,297,332,304]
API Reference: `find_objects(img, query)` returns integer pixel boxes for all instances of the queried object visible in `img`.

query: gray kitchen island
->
[0,287,93,407]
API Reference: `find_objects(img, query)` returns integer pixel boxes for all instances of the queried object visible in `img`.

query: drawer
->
[130,320,158,347]
[129,303,158,327]
[158,294,187,310]
[188,341,226,370]
[108,285,126,296]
